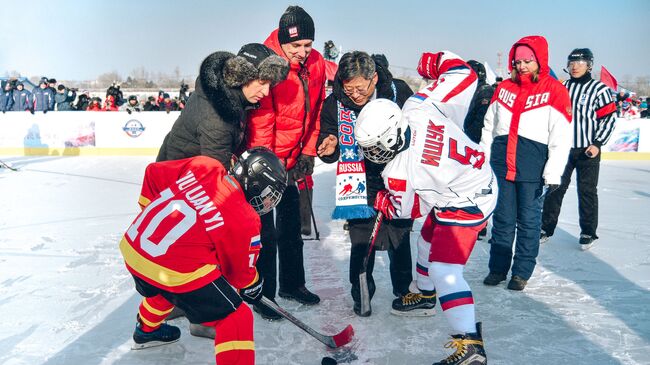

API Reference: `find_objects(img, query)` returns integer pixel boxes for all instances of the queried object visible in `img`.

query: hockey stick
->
[260,296,354,348]
[297,178,320,241]
[0,159,18,171]
[358,212,383,316]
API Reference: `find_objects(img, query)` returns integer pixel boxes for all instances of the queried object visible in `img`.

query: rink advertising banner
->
[0,112,178,155]
[601,118,650,159]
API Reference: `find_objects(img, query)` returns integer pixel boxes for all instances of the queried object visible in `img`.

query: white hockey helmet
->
[355,99,405,163]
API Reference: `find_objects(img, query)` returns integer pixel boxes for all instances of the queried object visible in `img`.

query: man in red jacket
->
[246,5,326,320]
[120,147,287,364]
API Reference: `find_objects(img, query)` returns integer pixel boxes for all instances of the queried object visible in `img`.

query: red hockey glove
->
[374,189,397,220]
[417,52,442,80]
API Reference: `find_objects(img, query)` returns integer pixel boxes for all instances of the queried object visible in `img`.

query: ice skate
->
[432,322,486,365]
[132,316,181,350]
[390,291,436,317]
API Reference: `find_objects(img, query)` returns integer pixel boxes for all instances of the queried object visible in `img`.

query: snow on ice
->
[0,156,648,364]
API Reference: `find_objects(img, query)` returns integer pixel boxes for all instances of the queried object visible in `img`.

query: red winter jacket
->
[481,35,572,185]
[246,29,326,170]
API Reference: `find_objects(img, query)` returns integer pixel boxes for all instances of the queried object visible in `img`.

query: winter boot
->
[433,322,487,365]
[483,272,507,286]
[253,299,283,321]
[579,234,596,250]
[390,290,436,317]
[507,275,527,291]
[132,315,181,350]
[278,286,320,305]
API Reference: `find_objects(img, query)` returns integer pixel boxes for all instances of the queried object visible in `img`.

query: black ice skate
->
[132,316,181,350]
[390,291,436,317]
[433,322,487,365]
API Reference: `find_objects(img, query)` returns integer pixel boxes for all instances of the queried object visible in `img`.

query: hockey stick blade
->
[0,160,18,171]
[260,297,354,348]
[358,213,383,317]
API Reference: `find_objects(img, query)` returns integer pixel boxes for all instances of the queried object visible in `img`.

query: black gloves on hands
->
[126,109,132,114]
[292,154,315,181]
[240,276,264,305]
[543,184,560,197]
[43,110,47,114]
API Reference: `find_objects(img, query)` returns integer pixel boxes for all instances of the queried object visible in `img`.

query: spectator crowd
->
[0,77,190,114]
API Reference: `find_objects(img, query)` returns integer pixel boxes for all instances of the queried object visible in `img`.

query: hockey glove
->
[292,154,315,181]
[240,276,264,305]
[374,189,397,220]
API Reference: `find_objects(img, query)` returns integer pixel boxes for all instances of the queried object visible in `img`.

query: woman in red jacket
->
[246,6,326,320]
[480,36,572,291]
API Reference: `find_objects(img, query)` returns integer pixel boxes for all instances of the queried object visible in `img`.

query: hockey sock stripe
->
[215,340,255,354]
[416,263,429,276]
[142,299,174,316]
[439,291,474,311]
[138,313,164,330]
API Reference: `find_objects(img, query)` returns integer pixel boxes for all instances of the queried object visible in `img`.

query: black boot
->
[483,272,507,286]
[390,290,436,317]
[432,322,487,365]
[507,275,527,291]
[278,286,320,305]
[253,299,283,321]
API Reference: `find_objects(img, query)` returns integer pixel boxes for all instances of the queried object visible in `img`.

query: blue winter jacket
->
[12,89,32,111]
[32,87,55,111]
[0,85,13,112]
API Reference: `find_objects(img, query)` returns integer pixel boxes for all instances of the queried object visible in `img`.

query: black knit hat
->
[222,43,289,88]
[278,6,315,44]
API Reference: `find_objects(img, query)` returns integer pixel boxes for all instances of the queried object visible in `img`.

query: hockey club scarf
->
[331,100,376,220]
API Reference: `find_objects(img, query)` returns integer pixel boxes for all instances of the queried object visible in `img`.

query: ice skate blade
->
[390,308,436,317]
[131,338,179,350]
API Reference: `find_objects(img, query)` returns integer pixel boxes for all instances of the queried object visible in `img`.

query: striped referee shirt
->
[563,76,617,148]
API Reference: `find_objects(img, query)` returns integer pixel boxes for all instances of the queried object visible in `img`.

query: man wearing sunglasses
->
[541,48,617,250]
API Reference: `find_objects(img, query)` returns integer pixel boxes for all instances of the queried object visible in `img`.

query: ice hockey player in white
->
[355,50,498,365]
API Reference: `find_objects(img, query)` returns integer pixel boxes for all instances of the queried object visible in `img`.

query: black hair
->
[337,51,375,81]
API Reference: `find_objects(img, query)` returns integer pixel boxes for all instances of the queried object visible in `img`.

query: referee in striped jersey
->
[541,48,617,250]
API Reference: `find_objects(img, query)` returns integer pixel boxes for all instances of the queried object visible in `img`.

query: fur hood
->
[198,51,250,124]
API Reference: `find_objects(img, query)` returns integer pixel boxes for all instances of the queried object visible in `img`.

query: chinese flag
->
[600,66,618,91]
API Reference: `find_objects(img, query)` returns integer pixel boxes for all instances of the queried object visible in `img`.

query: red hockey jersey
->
[119,156,261,293]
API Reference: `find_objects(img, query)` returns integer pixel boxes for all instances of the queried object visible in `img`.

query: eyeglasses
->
[343,79,373,96]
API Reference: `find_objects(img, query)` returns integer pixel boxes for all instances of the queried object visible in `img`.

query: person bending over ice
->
[119,147,287,365]
[355,51,497,365]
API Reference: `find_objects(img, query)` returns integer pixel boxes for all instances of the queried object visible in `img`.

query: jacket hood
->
[508,35,550,76]
[198,51,252,124]
[331,57,395,111]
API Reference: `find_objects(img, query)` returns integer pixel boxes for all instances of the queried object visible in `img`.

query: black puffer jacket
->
[156,52,257,167]
[318,62,413,207]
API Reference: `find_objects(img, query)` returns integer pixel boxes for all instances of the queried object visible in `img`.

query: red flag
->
[600,66,618,91]
[324,60,338,82]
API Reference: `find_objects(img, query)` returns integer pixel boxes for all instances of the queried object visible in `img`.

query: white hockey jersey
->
[382,51,498,225]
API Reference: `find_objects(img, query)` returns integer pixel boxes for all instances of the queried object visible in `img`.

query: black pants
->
[133,275,242,324]
[348,217,413,302]
[256,184,306,299]
[542,147,601,237]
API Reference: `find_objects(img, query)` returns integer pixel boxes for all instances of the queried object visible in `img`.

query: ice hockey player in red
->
[355,51,497,365]
[119,146,287,365]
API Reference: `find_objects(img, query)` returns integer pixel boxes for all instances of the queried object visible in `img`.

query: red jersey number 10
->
[126,188,197,257]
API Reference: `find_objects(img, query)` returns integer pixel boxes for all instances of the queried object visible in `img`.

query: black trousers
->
[542,147,601,237]
[348,217,413,302]
[256,184,306,299]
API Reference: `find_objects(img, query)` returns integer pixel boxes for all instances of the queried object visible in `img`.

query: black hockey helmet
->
[567,48,593,67]
[231,146,287,215]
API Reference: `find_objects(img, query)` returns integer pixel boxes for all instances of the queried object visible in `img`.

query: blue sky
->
[1,0,648,83]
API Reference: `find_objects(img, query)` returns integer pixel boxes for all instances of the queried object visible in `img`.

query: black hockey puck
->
[322,356,338,365]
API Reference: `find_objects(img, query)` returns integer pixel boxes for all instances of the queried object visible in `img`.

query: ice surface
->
[0,156,648,364]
